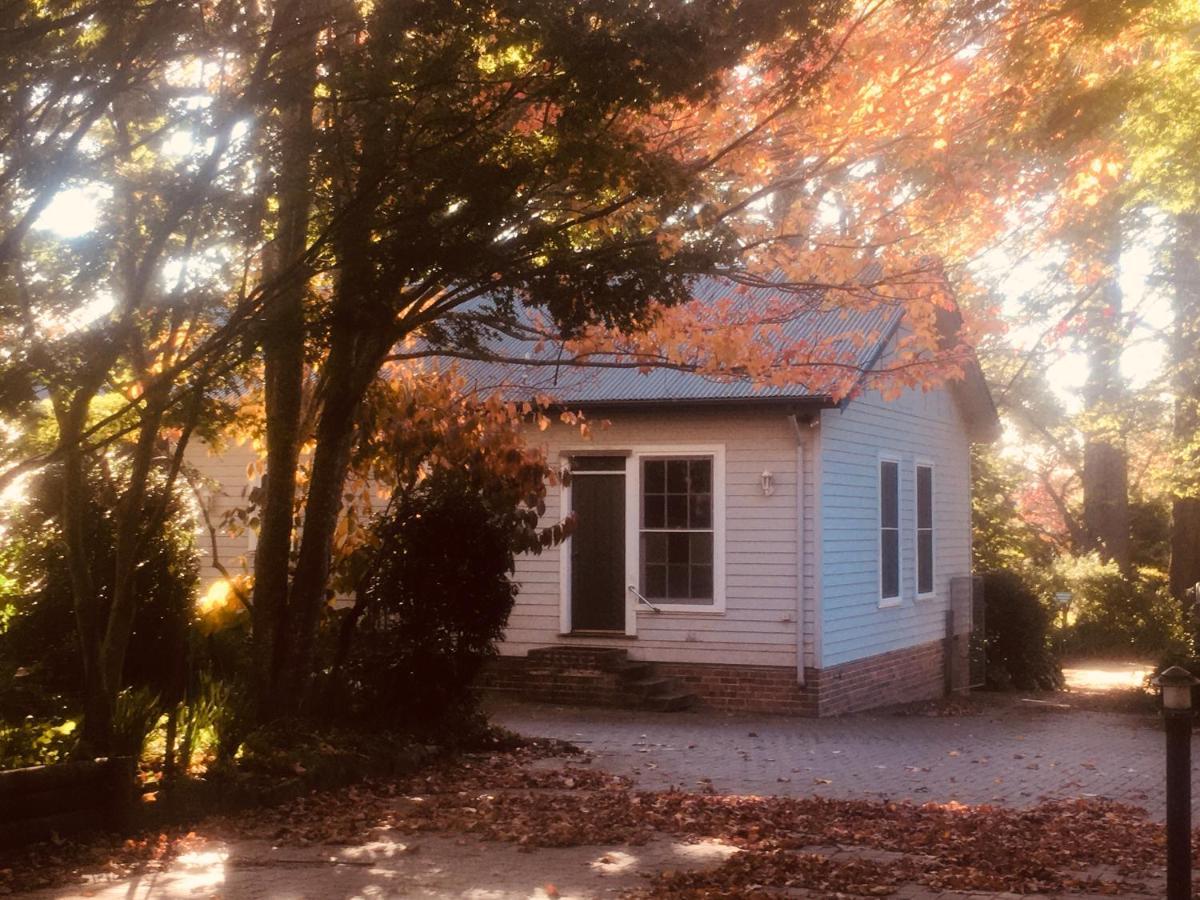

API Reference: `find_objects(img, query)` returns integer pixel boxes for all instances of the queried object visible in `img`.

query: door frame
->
[559,451,635,636]
[558,443,727,636]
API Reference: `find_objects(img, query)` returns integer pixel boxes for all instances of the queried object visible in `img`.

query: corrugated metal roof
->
[450,274,904,406]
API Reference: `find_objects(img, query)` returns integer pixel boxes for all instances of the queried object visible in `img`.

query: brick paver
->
[490,695,1185,820]
[26,695,1183,899]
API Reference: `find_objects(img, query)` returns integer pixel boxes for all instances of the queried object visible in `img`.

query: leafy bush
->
[1054,555,1187,657]
[186,672,251,767]
[1050,553,1186,656]
[331,474,520,730]
[983,570,1064,691]
[111,687,163,761]
[0,466,198,724]
[0,718,79,769]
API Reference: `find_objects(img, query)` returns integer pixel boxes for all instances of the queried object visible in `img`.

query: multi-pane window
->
[916,464,934,595]
[880,459,900,602]
[641,457,714,603]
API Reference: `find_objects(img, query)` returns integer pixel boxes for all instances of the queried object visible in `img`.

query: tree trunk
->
[250,0,319,715]
[276,326,392,712]
[1169,212,1200,632]
[263,21,395,714]
[100,395,165,696]
[1081,217,1132,571]
[52,387,112,755]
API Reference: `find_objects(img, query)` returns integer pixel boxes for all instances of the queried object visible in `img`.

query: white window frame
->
[915,460,936,599]
[631,446,726,614]
[246,469,264,561]
[878,453,902,608]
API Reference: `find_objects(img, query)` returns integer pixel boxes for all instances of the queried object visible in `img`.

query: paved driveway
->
[490,695,1181,819]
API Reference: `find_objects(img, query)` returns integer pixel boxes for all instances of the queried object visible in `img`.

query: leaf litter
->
[0,738,1176,897]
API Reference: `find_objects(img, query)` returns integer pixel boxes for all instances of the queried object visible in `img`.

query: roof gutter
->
[544,395,836,413]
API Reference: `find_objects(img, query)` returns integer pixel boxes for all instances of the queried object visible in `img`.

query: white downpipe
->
[790,414,806,686]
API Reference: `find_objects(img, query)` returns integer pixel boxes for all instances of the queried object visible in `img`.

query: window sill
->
[561,630,633,639]
[878,596,902,609]
[640,607,726,616]
[916,591,937,601]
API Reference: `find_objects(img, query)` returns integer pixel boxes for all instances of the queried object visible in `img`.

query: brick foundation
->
[480,654,633,707]
[652,662,819,716]
[481,637,954,716]
[814,639,946,716]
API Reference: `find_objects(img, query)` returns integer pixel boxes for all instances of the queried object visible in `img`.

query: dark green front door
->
[569,458,626,631]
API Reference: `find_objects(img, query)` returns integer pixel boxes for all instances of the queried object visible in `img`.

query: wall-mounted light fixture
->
[760,470,775,496]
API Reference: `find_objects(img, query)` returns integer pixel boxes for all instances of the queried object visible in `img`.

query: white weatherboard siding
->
[505,408,816,669]
[185,440,259,588]
[818,385,971,668]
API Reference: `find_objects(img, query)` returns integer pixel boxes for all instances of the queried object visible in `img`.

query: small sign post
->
[1053,592,1072,643]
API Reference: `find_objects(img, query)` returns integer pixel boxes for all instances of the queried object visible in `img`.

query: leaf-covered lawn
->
[0,741,1175,897]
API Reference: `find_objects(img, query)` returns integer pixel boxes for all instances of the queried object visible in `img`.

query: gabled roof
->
[445,272,1000,440]
[453,275,903,408]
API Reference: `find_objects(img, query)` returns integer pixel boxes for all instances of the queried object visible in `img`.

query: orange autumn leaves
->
[531,0,1159,403]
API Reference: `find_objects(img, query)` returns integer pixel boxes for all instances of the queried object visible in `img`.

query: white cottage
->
[463,279,998,715]
[191,277,997,716]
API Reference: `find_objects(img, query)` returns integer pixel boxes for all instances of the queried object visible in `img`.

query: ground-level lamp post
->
[1154,665,1198,900]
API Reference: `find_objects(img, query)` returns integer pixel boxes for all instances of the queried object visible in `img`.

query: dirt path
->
[1061,659,1154,695]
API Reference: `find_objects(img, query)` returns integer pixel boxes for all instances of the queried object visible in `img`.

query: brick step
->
[509,647,698,713]
[548,672,609,686]
[527,646,629,671]
[614,661,655,681]
[624,677,676,698]
[643,692,695,712]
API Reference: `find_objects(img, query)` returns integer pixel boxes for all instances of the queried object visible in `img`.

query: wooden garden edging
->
[0,757,136,846]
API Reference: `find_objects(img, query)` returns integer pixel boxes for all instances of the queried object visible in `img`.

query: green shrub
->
[1055,556,1187,657]
[330,474,520,731]
[983,570,1064,690]
[0,465,198,726]
[0,718,79,769]
[111,687,163,761]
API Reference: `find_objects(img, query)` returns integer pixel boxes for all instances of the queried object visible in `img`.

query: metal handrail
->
[627,584,662,613]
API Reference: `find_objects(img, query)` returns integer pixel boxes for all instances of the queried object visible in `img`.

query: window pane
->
[880,461,898,528]
[881,529,899,598]
[644,564,667,598]
[639,456,716,605]
[667,531,690,563]
[918,531,934,594]
[666,494,688,528]
[643,459,665,493]
[917,466,933,529]
[667,564,690,599]
[666,459,688,492]
[643,494,665,528]
[643,532,667,565]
